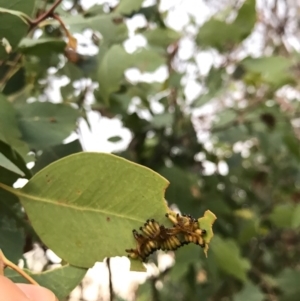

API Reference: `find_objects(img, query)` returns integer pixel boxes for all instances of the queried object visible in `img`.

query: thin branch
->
[30,0,63,28]
[107,258,114,301]
[0,250,39,285]
[0,53,22,92]
[150,278,160,301]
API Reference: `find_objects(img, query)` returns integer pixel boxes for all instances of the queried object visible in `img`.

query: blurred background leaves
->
[1,0,300,300]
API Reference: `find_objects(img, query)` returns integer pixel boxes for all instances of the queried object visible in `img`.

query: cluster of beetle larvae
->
[126,212,207,262]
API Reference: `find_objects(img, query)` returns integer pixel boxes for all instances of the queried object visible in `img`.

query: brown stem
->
[0,250,39,285]
[106,258,114,301]
[52,14,77,49]
[30,0,63,28]
[0,53,22,92]
[52,14,68,35]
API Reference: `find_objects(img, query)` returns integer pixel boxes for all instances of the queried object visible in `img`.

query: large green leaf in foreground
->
[0,153,169,271]
[5,264,87,300]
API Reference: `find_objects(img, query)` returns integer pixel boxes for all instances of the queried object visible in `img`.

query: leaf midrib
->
[0,182,144,223]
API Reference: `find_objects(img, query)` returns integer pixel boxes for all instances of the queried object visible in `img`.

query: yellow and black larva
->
[125,212,207,262]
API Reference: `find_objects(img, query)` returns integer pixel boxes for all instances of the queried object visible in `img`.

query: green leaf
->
[192,68,225,107]
[15,102,80,149]
[97,45,132,102]
[32,140,83,174]
[213,110,237,128]
[233,0,256,39]
[196,0,256,52]
[238,219,259,245]
[132,48,165,72]
[210,235,250,282]
[291,204,300,229]
[0,153,24,176]
[152,113,174,128]
[269,204,293,228]
[0,0,35,15]
[0,170,25,263]
[0,7,30,23]
[0,153,169,271]
[0,0,35,59]
[170,243,201,281]
[277,268,300,299]
[198,210,217,251]
[241,56,293,86]
[2,67,26,96]
[84,4,105,17]
[5,264,87,300]
[159,165,197,213]
[62,13,128,46]
[0,141,31,179]
[143,28,181,49]
[108,136,122,143]
[116,0,144,15]
[0,94,31,165]
[196,20,239,51]
[0,211,25,263]
[233,282,264,301]
[136,281,152,301]
[283,133,300,161]
[18,38,67,55]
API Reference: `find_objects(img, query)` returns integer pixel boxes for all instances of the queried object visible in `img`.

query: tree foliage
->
[1,0,300,300]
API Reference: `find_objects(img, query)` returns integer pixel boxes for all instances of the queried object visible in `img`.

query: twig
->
[106,258,114,301]
[0,250,39,285]
[29,0,63,28]
[52,14,68,36]
[150,278,160,301]
[0,53,22,92]
[52,14,77,50]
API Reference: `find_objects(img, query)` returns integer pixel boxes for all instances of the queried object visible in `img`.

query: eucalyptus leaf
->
[98,45,132,102]
[210,235,250,282]
[0,0,35,59]
[0,94,31,166]
[116,0,144,15]
[15,102,80,149]
[0,152,169,271]
[18,38,66,55]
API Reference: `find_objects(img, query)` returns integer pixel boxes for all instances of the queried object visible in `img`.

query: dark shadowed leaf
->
[0,214,24,263]
[32,140,83,174]
[0,153,24,176]
[0,94,31,166]
[0,171,25,264]
[15,102,80,149]
[18,38,66,55]
[0,0,35,59]
[233,282,264,301]
[210,235,250,282]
